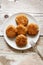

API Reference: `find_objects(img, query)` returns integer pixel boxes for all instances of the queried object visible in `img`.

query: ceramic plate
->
[4,13,40,50]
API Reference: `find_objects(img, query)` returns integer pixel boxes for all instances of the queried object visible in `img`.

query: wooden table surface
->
[0,0,43,65]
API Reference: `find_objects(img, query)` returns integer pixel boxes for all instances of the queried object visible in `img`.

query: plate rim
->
[4,12,40,50]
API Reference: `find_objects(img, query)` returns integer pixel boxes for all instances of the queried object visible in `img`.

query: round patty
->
[27,23,39,36]
[16,24,27,35]
[15,34,27,47]
[6,25,17,38]
[15,14,28,26]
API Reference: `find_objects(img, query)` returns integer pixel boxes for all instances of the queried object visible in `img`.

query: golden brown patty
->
[16,24,27,35]
[15,14,28,26]
[6,25,17,38]
[15,34,27,47]
[27,23,39,36]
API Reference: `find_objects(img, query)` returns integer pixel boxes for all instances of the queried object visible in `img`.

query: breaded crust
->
[6,25,17,38]
[15,14,28,26]
[16,24,27,35]
[15,34,27,47]
[27,23,39,36]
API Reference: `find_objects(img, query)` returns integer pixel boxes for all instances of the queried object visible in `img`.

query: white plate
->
[4,12,40,50]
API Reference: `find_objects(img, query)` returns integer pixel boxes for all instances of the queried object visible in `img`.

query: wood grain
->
[0,0,43,65]
[0,37,42,53]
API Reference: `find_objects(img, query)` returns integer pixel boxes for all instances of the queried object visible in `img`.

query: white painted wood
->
[0,14,43,36]
[0,37,43,54]
[0,0,43,35]
[0,0,43,64]
[0,52,43,65]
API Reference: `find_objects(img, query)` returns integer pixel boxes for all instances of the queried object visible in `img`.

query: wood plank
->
[0,52,43,65]
[0,0,43,15]
[33,16,43,35]
[0,37,22,54]
[0,14,43,36]
[0,0,43,65]
[18,53,43,65]
[1,0,41,13]
[0,0,43,36]
[0,37,43,54]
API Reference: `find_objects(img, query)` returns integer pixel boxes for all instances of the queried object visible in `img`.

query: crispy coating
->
[16,24,27,35]
[15,34,27,47]
[6,25,17,38]
[27,23,39,36]
[15,14,28,26]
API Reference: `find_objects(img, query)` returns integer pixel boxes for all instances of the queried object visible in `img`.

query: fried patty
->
[27,23,39,36]
[16,24,27,35]
[6,25,17,38]
[15,14,28,26]
[15,34,27,47]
